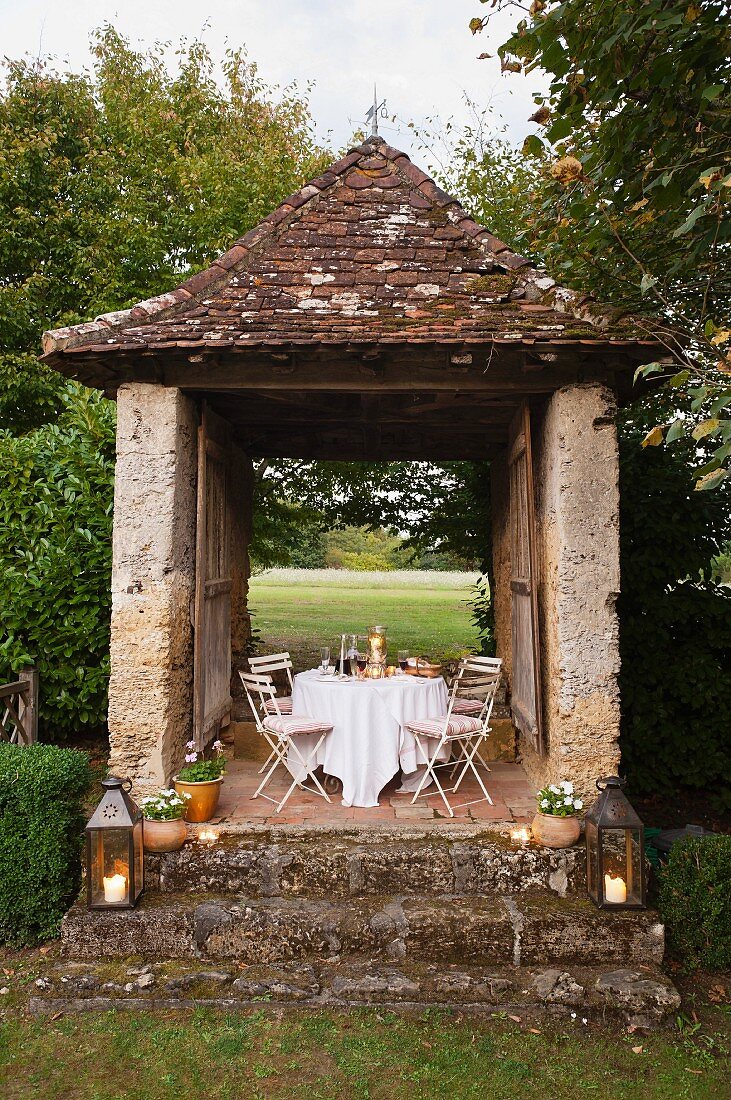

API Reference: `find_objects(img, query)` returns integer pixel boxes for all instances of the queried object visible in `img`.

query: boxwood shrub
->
[0,743,91,945]
[658,834,731,971]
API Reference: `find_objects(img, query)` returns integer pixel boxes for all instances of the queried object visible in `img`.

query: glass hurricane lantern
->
[85,776,144,910]
[585,776,646,909]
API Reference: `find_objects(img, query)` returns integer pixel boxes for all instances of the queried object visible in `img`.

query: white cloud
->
[0,0,547,159]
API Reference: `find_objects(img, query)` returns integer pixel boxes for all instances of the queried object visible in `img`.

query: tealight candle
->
[510,826,531,847]
[198,828,219,845]
[604,873,627,904]
[103,872,127,904]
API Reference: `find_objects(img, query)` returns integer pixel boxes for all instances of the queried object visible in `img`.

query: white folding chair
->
[247,653,295,774]
[451,655,502,714]
[405,657,502,817]
[450,655,502,773]
[248,652,294,714]
[239,671,333,814]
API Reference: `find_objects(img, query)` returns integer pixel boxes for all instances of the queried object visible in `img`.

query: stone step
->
[61,890,663,969]
[31,956,680,1028]
[145,830,586,899]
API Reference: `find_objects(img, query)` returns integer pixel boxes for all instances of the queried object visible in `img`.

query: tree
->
[408,99,543,250]
[0,25,330,431]
[617,395,731,800]
[0,28,330,733]
[471,0,731,488]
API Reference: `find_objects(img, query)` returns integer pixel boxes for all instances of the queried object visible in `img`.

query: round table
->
[290,669,449,807]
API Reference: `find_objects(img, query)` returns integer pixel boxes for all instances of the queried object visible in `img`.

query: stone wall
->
[107,384,198,797]
[523,383,622,800]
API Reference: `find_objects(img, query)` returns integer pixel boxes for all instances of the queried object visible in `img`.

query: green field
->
[248,569,481,668]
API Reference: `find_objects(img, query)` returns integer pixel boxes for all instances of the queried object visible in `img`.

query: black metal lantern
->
[85,777,144,910]
[585,776,646,909]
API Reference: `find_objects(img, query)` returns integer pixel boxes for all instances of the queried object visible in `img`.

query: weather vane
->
[365,85,387,137]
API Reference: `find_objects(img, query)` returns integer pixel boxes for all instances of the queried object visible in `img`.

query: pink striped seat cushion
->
[406,714,483,739]
[452,698,483,716]
[263,696,293,715]
[264,714,333,738]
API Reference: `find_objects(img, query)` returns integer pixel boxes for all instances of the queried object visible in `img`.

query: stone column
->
[229,443,254,703]
[526,383,622,800]
[107,383,198,797]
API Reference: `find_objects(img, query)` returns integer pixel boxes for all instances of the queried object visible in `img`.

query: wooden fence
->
[0,667,39,746]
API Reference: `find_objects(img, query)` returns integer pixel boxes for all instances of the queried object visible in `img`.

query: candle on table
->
[103,872,127,904]
[604,873,627,904]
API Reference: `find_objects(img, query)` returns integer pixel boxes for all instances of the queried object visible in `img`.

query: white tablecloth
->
[290,670,449,807]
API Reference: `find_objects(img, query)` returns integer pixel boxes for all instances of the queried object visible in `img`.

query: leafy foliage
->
[0,743,90,945]
[472,0,731,485]
[0,386,115,736]
[617,398,731,796]
[659,834,731,970]
[176,740,226,784]
[409,99,542,250]
[0,26,330,432]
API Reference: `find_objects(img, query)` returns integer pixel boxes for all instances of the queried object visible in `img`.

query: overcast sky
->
[0,0,546,160]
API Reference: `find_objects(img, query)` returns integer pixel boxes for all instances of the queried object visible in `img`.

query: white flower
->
[564,796,574,806]
[540,798,550,809]
[549,784,560,795]
[574,799,584,810]
[582,1018,588,1025]
[570,1012,577,1020]
[560,780,574,794]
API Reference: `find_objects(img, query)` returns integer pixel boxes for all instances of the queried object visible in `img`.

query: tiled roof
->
[42,136,663,361]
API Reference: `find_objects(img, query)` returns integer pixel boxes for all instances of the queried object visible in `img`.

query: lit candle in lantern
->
[510,826,531,847]
[604,873,627,904]
[103,872,127,904]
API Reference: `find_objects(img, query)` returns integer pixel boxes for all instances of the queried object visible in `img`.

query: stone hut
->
[41,135,668,800]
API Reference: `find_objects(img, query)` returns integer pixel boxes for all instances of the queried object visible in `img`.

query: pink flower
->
[186,740,196,750]
[184,752,197,763]
[213,740,224,752]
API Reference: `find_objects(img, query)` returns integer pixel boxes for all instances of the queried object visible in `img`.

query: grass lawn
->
[1,1002,729,1100]
[248,569,481,669]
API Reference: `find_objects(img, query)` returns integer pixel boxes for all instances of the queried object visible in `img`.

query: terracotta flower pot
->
[143,816,187,853]
[531,811,581,848]
[173,777,223,823]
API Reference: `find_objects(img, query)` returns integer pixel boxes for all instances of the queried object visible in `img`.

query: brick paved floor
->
[209,756,535,829]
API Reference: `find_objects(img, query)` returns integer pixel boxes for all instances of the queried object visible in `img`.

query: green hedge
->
[0,743,91,945]
[659,835,731,971]
[0,386,115,737]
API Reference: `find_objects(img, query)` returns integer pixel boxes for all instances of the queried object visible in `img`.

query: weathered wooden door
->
[193,405,232,748]
[508,403,543,754]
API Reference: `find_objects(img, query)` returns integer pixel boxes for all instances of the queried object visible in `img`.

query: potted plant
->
[531,781,584,848]
[140,789,191,852]
[173,740,226,823]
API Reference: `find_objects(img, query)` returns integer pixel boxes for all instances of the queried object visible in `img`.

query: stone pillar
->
[525,383,622,800]
[107,384,198,797]
[490,452,512,687]
[229,443,254,702]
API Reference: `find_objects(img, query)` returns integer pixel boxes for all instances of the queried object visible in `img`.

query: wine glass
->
[398,650,409,675]
[320,647,330,674]
[356,652,367,677]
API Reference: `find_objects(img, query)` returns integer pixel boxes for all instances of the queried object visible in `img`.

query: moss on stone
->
[465,275,517,296]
